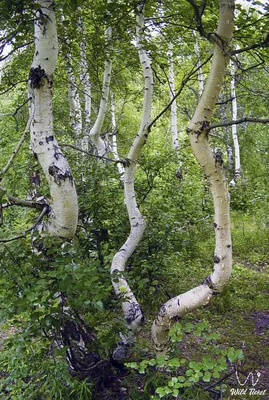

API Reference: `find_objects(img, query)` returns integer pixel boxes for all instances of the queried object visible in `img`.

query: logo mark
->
[236,370,261,387]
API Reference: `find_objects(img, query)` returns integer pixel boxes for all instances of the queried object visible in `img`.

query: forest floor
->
[0,239,268,399]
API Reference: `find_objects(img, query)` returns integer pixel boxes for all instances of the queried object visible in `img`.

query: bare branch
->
[59,142,125,165]
[0,105,34,180]
[7,193,46,210]
[233,35,269,55]
[0,206,48,243]
[0,80,28,95]
[207,117,269,132]
[0,41,34,62]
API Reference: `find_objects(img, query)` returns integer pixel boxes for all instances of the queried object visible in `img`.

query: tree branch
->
[233,35,269,55]
[59,142,125,165]
[0,205,49,243]
[7,193,46,210]
[148,55,212,131]
[207,117,269,132]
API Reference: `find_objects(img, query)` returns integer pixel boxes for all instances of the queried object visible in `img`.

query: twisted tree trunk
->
[152,0,234,355]
[111,4,154,356]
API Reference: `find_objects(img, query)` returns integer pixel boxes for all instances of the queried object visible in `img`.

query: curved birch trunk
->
[29,0,78,238]
[229,58,241,186]
[152,0,234,355]
[111,5,154,348]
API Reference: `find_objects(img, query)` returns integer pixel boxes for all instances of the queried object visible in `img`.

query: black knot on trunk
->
[29,65,46,89]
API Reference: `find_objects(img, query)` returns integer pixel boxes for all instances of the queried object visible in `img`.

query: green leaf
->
[203,372,212,382]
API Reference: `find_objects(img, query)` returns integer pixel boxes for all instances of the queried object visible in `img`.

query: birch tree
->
[152,0,234,354]
[29,0,78,239]
[229,58,241,186]
[111,2,153,344]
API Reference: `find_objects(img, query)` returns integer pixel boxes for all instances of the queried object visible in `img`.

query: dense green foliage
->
[0,0,269,399]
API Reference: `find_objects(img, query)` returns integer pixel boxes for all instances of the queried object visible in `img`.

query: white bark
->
[110,92,124,177]
[78,16,91,147]
[152,0,234,355]
[86,0,112,156]
[66,52,83,138]
[29,0,78,238]
[229,58,241,186]
[167,44,179,151]
[111,4,154,337]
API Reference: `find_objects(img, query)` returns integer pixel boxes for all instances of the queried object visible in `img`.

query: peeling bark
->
[29,0,78,239]
[111,4,154,347]
[152,0,234,355]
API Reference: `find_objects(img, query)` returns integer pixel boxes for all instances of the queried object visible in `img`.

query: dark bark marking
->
[201,275,214,289]
[214,222,217,228]
[125,302,144,325]
[214,255,220,264]
[227,244,231,248]
[46,135,54,143]
[39,141,44,145]
[48,164,73,185]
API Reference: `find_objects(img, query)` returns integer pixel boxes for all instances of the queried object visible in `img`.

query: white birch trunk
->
[111,4,154,342]
[78,16,91,148]
[110,92,124,177]
[66,52,83,138]
[29,0,78,238]
[152,0,234,355]
[167,44,179,151]
[229,58,241,186]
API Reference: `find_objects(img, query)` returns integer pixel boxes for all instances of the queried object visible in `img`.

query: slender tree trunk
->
[152,0,234,355]
[65,51,83,139]
[229,58,241,186]
[85,0,112,157]
[29,0,78,239]
[110,91,124,177]
[111,4,154,355]
[167,44,179,151]
[78,16,92,148]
